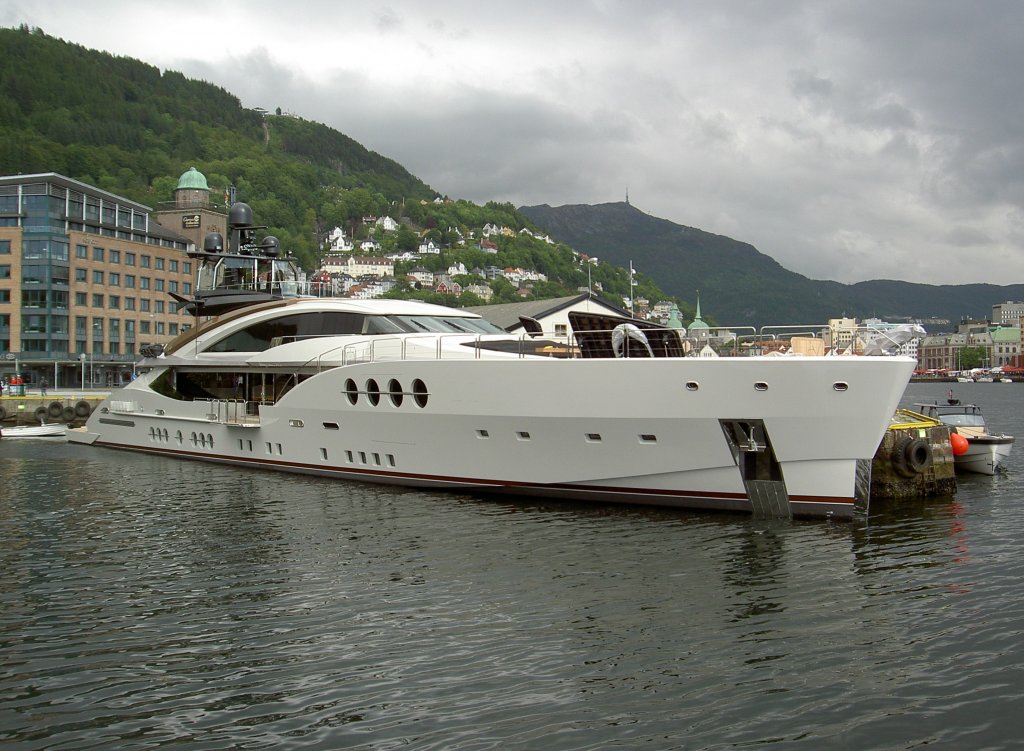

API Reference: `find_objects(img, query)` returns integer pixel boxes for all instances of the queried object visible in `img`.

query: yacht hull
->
[70,355,915,519]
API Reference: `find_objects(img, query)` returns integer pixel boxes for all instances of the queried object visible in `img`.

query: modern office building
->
[0,171,226,388]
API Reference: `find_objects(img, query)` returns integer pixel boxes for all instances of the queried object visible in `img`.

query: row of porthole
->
[339,378,849,407]
[685,381,849,392]
[148,426,214,447]
[344,378,430,408]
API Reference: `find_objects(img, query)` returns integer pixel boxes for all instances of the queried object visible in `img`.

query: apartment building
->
[0,172,214,387]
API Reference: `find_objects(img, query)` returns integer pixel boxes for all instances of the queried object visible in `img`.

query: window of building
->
[156,322,165,335]
[140,277,150,290]
[110,249,120,264]
[140,299,150,312]
[75,292,87,305]
[169,280,178,293]
[92,270,104,284]
[93,246,104,261]
[155,258,165,271]
[125,297,135,311]
[92,293,104,307]
[125,252,136,266]
[140,320,151,334]
[109,295,120,309]
[109,272,120,286]
[75,268,87,282]
[141,255,151,268]
[0,264,10,279]
[76,316,87,336]
[183,282,192,294]
[0,239,10,254]
[183,262,192,274]
[1,290,12,303]
[169,259,178,272]
[155,300,165,314]
[76,244,88,259]
[155,279,164,292]
[169,323,179,335]
[125,274,135,288]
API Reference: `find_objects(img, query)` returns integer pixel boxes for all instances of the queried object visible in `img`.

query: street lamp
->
[79,353,86,391]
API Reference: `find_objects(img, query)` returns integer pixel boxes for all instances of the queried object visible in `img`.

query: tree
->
[957,346,988,370]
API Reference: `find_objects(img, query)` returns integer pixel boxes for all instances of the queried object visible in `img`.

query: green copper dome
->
[176,167,209,191]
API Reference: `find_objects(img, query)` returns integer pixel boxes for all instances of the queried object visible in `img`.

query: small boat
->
[915,401,1013,475]
[0,423,68,439]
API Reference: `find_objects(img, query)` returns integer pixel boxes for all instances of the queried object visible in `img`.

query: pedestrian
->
[40,376,48,397]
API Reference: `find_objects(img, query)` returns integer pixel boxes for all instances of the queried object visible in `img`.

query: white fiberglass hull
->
[70,354,915,519]
[1,424,67,438]
[955,435,1014,475]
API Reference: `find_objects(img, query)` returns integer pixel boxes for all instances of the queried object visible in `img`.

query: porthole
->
[754,382,769,391]
[685,381,699,391]
[344,378,358,405]
[289,419,305,427]
[517,431,531,441]
[366,379,380,406]
[476,429,490,438]
[412,378,429,408]
[639,434,657,443]
[388,379,404,407]
[586,433,602,442]
[833,382,849,392]
[175,430,183,444]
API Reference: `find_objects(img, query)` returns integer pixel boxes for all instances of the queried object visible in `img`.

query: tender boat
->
[915,401,1014,475]
[68,203,918,519]
[1,423,67,439]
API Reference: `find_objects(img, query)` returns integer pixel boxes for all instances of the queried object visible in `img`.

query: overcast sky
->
[5,1,1023,286]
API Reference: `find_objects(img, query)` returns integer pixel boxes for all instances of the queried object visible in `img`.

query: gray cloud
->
[7,0,1024,286]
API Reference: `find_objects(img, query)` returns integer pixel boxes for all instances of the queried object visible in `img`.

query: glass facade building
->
[0,173,198,387]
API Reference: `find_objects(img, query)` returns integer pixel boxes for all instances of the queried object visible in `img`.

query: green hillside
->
[0,25,673,313]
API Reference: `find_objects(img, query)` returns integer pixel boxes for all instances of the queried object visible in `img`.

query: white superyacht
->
[69,204,916,519]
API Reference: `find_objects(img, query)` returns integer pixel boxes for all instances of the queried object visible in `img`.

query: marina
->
[2,381,1023,749]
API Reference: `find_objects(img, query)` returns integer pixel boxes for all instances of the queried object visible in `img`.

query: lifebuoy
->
[74,400,92,417]
[47,400,63,418]
[611,323,654,358]
[892,436,933,477]
[62,406,76,421]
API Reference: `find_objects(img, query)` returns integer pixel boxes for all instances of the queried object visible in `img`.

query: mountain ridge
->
[519,201,1024,327]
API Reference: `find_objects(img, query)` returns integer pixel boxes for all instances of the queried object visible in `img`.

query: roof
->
[465,294,629,331]
[176,167,209,191]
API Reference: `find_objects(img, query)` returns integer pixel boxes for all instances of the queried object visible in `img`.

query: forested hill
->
[0,25,435,267]
[519,202,1024,327]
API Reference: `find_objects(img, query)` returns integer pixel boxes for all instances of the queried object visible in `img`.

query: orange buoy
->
[950,432,969,456]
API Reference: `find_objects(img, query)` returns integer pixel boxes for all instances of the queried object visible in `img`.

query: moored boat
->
[1,423,68,439]
[67,204,918,520]
[915,401,1014,475]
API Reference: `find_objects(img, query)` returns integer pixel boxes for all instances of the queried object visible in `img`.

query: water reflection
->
[3,413,1024,751]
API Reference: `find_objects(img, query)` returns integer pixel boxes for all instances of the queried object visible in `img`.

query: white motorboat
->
[1,423,67,439]
[67,204,918,519]
[915,401,1014,475]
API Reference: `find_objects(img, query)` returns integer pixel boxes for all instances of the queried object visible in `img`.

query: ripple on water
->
[3,427,1024,749]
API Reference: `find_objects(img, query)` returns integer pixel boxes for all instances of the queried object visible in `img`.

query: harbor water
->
[2,381,1023,750]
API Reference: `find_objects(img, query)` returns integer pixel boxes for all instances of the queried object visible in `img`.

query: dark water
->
[2,381,1023,750]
